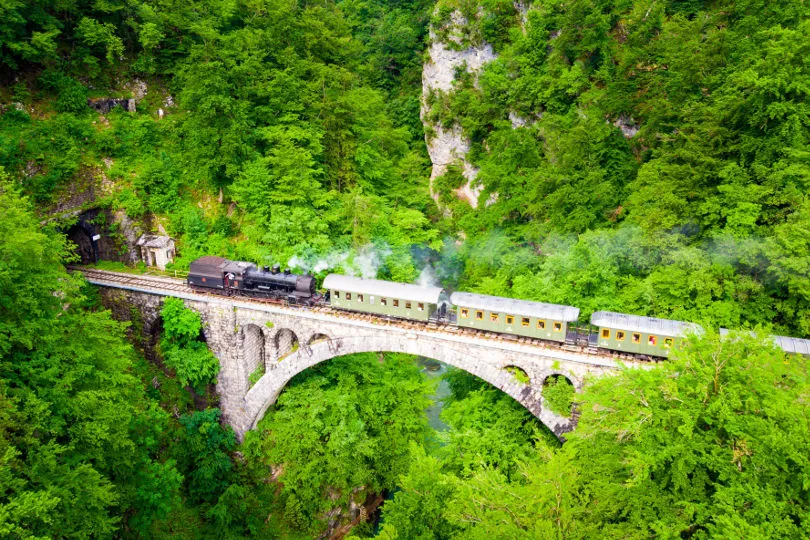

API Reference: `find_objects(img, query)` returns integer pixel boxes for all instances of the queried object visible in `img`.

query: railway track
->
[69,266,644,364]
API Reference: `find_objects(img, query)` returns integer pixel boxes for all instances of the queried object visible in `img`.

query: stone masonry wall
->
[99,288,164,362]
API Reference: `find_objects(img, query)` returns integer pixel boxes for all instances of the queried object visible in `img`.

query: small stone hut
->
[136,234,175,270]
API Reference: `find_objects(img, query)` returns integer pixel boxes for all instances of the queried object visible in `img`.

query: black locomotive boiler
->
[188,256,317,304]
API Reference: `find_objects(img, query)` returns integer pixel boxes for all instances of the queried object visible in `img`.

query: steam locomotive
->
[187,256,319,304]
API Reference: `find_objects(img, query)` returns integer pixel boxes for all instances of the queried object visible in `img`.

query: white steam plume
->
[287,243,392,279]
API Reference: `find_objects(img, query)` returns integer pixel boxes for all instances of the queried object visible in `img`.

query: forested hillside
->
[1,0,809,537]
[422,0,810,336]
[2,0,809,334]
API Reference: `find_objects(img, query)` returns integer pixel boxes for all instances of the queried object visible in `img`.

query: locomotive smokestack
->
[263,266,270,272]
[272,264,280,274]
[284,268,291,275]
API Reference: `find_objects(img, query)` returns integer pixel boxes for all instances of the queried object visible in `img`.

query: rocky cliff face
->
[99,288,164,362]
[421,10,496,208]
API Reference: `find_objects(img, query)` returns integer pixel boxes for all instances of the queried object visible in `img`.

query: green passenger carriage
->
[591,311,703,357]
[323,274,447,322]
[450,292,580,343]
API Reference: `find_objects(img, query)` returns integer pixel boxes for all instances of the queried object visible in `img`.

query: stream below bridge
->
[419,357,451,434]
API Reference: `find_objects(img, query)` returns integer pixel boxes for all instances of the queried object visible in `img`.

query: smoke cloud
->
[287,243,393,279]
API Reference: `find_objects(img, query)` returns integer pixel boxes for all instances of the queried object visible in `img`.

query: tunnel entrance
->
[62,208,131,264]
[66,214,99,263]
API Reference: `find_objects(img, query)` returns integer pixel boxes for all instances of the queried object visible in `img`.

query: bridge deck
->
[74,267,645,370]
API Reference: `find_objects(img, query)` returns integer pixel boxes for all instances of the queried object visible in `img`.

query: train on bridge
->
[187,256,810,360]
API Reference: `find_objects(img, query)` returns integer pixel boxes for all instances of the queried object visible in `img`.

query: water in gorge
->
[419,357,451,433]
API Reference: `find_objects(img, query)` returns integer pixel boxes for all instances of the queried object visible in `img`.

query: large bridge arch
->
[243,334,580,439]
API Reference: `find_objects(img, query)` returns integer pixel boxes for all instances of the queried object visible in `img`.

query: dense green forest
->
[1,0,810,537]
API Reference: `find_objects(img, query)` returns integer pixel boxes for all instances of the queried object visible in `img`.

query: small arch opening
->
[503,365,530,385]
[308,333,330,346]
[274,328,299,362]
[542,375,575,418]
[242,324,266,388]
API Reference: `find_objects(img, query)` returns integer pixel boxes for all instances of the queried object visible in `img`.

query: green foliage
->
[505,365,529,385]
[75,17,125,67]
[161,297,203,344]
[172,409,236,504]
[242,353,432,534]
[248,365,265,387]
[55,78,90,114]
[566,332,810,537]
[436,333,810,538]
[418,0,810,336]
[2,0,810,536]
[162,342,220,391]
[443,446,582,539]
[0,0,437,277]
[440,387,553,481]
[541,375,575,418]
[376,443,459,539]
[0,172,182,536]
[160,298,220,390]
[442,367,489,402]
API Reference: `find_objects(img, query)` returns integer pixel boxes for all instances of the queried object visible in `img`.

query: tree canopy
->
[1,0,809,536]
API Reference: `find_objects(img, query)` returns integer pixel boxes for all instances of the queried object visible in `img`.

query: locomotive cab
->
[187,256,256,293]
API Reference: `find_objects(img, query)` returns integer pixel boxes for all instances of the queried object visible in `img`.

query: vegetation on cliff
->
[1,0,809,537]
[426,0,810,337]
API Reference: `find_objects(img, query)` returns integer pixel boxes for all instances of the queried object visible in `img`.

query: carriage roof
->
[450,292,580,322]
[720,328,810,356]
[322,274,446,305]
[591,311,703,337]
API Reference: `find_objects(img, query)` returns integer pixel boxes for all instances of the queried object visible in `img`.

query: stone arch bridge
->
[80,269,640,440]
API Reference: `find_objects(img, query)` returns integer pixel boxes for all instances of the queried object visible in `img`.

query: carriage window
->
[553,322,562,332]
[346,293,352,300]
[358,294,364,303]
[537,320,545,329]
[201,277,206,282]
[461,308,469,318]
[234,281,238,287]
[335,291,340,298]
[370,296,375,304]
[476,311,484,320]
[491,313,499,322]
[601,328,611,339]
[506,315,514,325]
[405,302,412,309]
[393,299,399,307]
[664,337,674,348]
[616,331,625,341]
[632,333,641,343]
[418,303,424,311]
[522,317,530,327]
[380,297,386,305]
[648,335,657,346]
